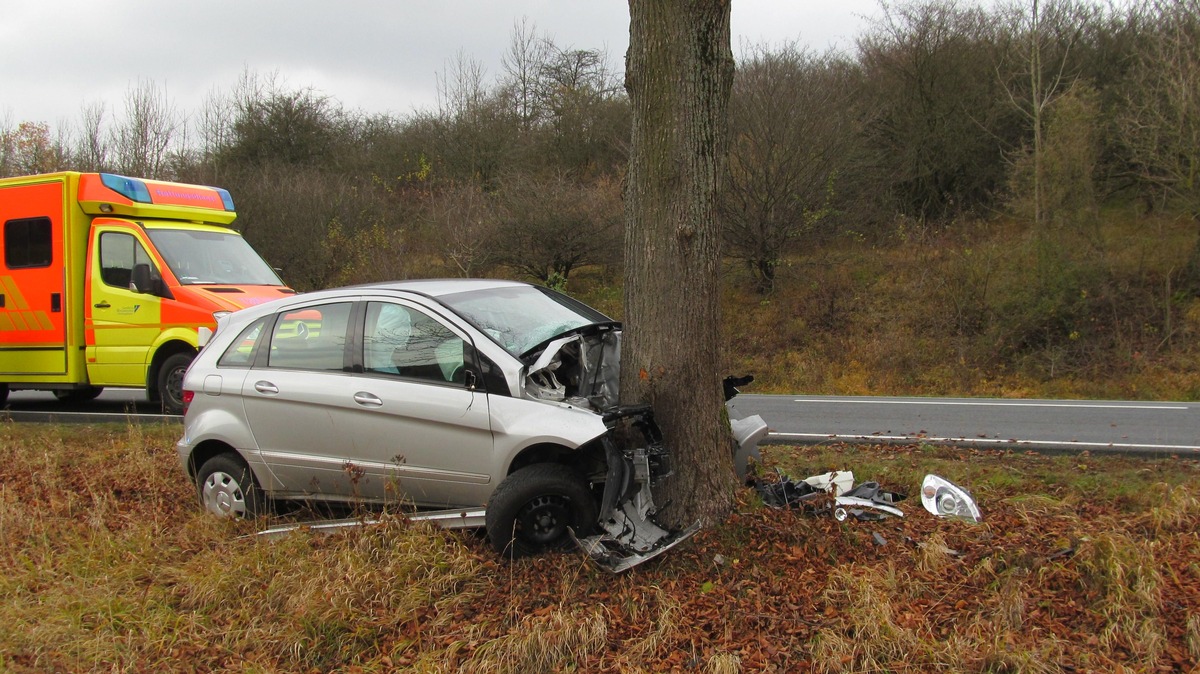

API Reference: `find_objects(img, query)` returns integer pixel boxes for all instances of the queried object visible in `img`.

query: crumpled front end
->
[570,405,700,573]
[521,329,765,572]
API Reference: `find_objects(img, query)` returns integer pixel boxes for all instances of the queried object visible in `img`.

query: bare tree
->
[857,0,1013,220]
[722,43,856,293]
[74,101,110,172]
[0,113,14,177]
[424,181,501,277]
[492,172,621,283]
[111,79,182,179]
[500,18,552,132]
[623,0,736,528]
[1120,0,1200,286]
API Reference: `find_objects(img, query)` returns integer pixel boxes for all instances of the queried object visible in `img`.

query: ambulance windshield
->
[147,229,283,286]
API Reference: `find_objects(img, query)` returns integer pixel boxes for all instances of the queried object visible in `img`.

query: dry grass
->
[2,423,1199,672]
[582,212,1200,400]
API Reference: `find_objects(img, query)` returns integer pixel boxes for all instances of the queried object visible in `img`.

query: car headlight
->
[921,474,982,522]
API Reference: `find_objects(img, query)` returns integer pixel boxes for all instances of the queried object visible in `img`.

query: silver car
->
[177,279,765,570]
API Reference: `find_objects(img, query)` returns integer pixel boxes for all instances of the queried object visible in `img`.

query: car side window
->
[218,317,270,367]
[267,302,352,371]
[363,302,467,385]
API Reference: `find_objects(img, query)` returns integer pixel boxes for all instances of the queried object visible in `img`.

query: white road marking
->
[792,399,1189,410]
[768,431,1200,452]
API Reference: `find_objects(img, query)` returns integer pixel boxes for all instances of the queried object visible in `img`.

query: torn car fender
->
[486,395,610,449]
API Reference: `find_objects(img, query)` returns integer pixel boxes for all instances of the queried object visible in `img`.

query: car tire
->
[53,386,104,403]
[486,464,597,558]
[157,353,194,415]
[197,453,264,518]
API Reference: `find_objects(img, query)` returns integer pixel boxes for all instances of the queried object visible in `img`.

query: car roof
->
[345,278,531,297]
[217,279,537,330]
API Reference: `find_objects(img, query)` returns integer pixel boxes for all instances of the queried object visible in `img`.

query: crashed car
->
[177,279,765,571]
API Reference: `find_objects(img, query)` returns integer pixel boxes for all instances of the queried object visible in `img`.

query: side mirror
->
[131,263,171,299]
[131,263,152,294]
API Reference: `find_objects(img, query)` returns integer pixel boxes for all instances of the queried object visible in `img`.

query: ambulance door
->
[85,225,166,385]
[0,181,68,376]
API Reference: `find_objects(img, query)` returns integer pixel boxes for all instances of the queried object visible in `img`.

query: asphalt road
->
[732,393,1200,456]
[6,389,1198,456]
[4,388,174,424]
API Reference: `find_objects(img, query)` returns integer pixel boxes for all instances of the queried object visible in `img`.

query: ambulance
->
[0,172,294,413]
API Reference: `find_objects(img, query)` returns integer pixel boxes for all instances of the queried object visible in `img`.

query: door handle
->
[93,301,111,309]
[353,392,383,408]
[253,381,279,395]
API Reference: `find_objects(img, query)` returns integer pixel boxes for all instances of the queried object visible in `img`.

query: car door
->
[336,299,494,508]
[239,300,360,498]
[86,227,168,385]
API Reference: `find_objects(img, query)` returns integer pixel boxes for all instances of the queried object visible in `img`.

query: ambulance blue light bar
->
[98,173,235,211]
[100,173,153,203]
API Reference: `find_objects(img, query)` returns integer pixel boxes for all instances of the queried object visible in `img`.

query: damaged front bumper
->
[571,404,702,573]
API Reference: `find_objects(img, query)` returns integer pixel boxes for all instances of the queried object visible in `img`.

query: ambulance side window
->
[99,232,160,290]
[4,217,52,269]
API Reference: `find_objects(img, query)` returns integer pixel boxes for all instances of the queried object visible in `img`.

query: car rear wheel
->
[486,464,597,558]
[197,453,264,518]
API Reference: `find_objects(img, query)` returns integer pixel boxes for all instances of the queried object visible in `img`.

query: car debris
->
[920,474,983,522]
[755,469,908,521]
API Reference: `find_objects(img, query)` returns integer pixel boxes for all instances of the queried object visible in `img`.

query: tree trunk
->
[622,0,736,528]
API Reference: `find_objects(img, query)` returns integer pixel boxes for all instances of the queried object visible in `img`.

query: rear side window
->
[4,217,52,269]
[218,317,270,367]
[267,303,353,371]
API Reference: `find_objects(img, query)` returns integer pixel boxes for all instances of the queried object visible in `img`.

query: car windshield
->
[147,228,283,286]
[439,285,613,357]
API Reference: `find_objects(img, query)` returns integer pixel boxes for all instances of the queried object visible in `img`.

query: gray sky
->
[1,1,883,129]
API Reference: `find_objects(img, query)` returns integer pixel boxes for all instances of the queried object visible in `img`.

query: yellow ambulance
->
[0,172,294,413]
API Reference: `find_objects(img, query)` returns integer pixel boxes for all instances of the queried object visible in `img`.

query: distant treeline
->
[2,0,1197,295]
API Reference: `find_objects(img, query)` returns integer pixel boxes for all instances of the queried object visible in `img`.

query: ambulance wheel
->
[158,353,194,415]
[53,387,104,404]
[0,385,8,407]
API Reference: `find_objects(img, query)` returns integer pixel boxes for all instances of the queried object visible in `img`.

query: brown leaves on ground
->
[2,424,1199,672]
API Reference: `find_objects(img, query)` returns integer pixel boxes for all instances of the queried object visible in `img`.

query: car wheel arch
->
[187,439,245,479]
[505,441,604,480]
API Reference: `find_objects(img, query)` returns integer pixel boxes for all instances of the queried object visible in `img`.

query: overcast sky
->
[1,1,884,129]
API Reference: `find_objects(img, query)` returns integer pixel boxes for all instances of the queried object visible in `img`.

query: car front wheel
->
[485,464,597,558]
[196,453,264,518]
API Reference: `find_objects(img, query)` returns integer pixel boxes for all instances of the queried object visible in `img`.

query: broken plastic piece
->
[803,470,854,496]
[834,495,904,520]
[730,414,768,480]
[572,521,701,573]
[921,474,982,522]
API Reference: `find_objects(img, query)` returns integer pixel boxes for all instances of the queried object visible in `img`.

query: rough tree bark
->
[621,0,736,528]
